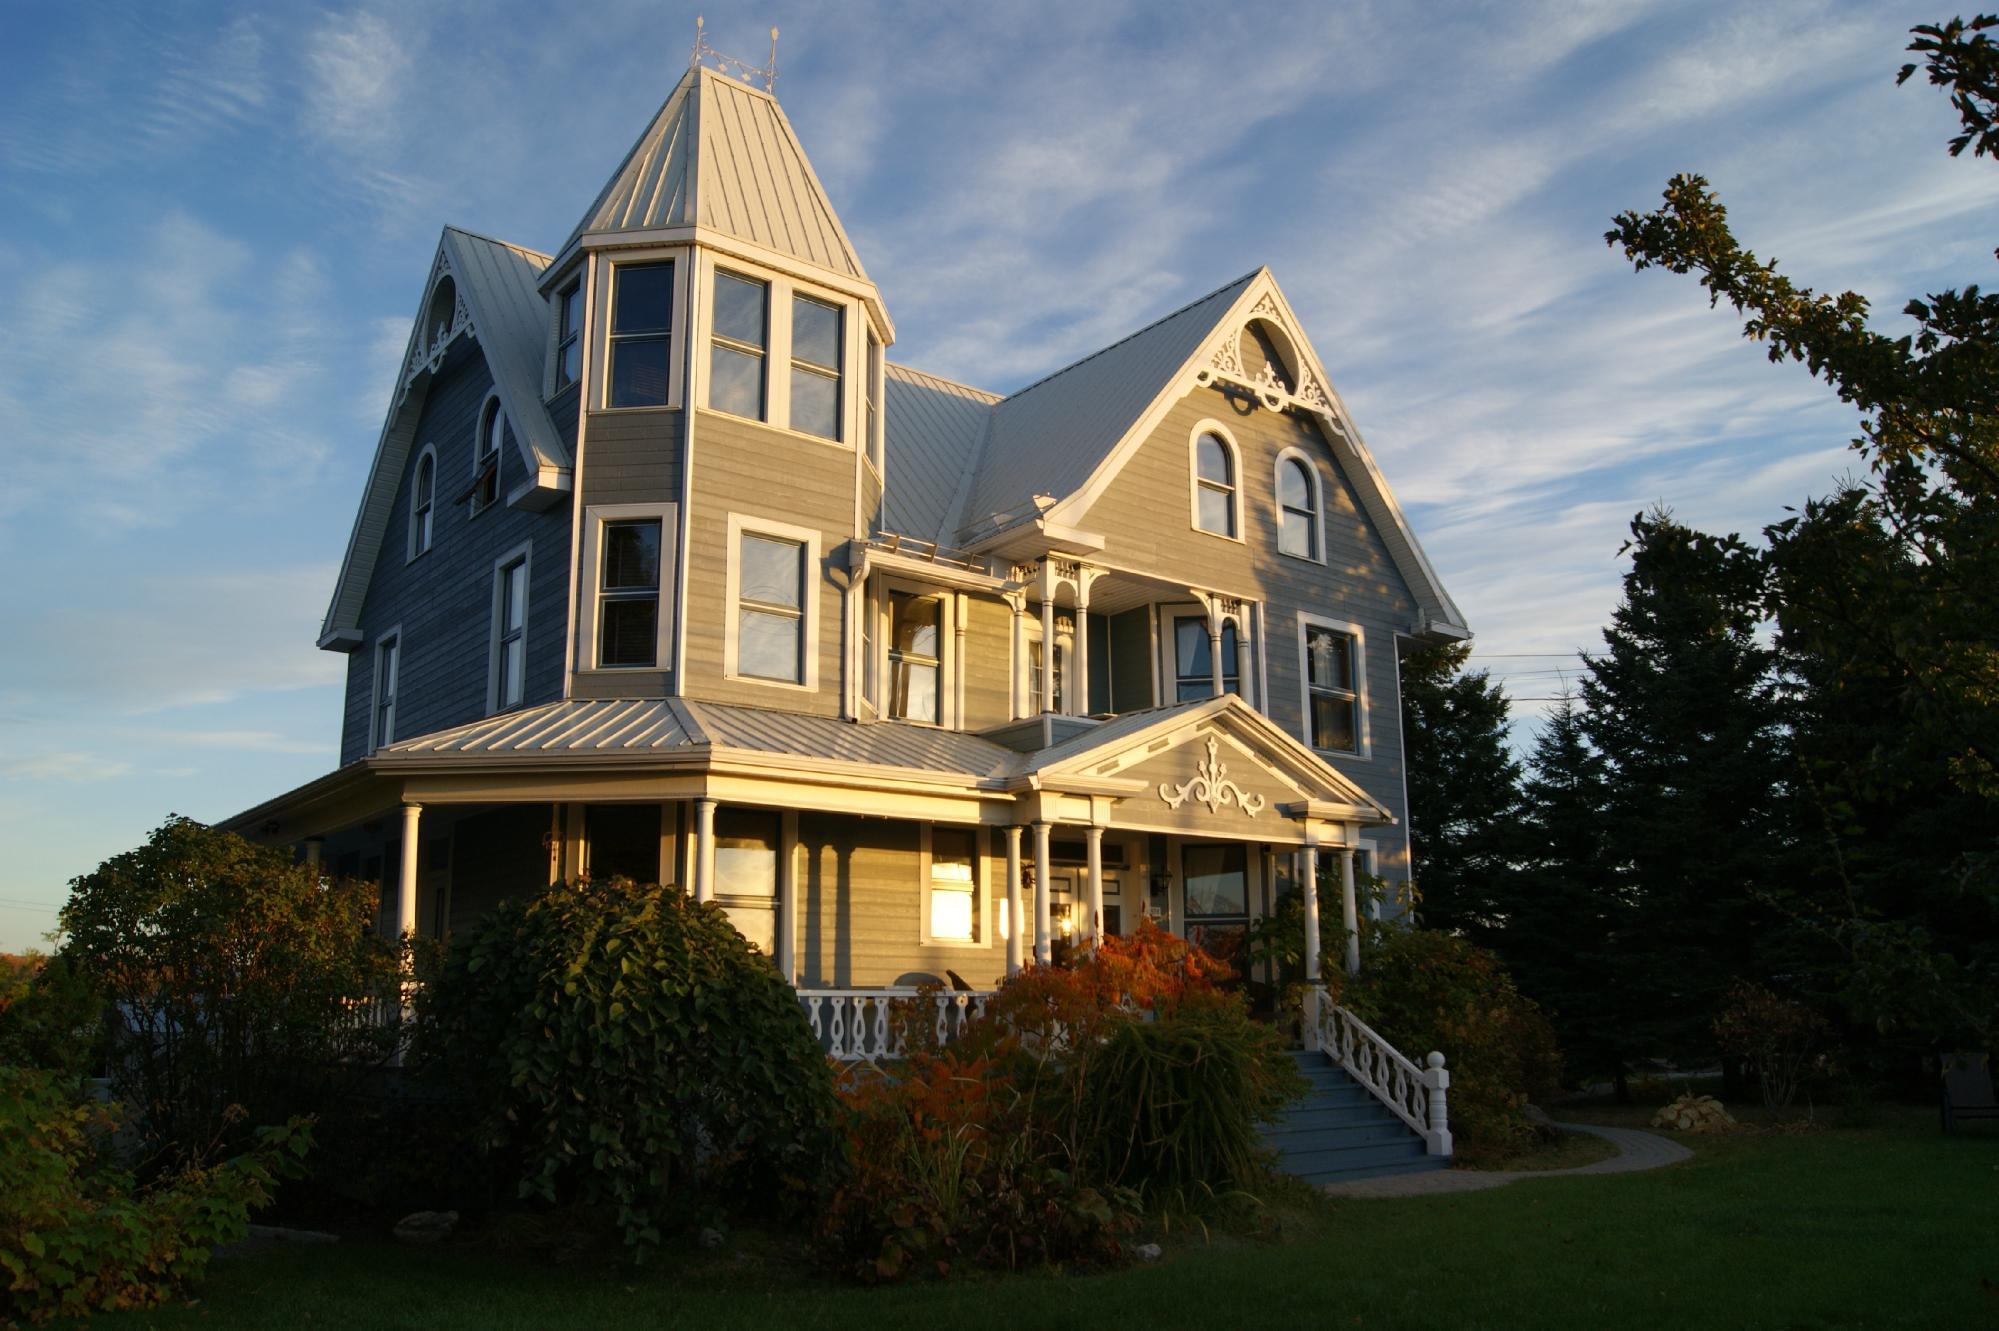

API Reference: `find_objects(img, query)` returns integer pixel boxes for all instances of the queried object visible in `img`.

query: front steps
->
[1263,1049,1450,1184]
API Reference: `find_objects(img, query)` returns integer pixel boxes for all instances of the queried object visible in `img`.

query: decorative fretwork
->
[1210,336,1241,376]
[1159,737,1266,818]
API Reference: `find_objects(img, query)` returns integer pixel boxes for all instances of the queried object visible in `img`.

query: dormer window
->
[790,294,843,441]
[472,399,504,514]
[607,262,673,408]
[710,270,769,420]
[554,281,581,391]
[408,446,436,559]
[1193,431,1239,538]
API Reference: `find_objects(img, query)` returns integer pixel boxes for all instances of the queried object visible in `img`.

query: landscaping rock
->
[1134,1243,1162,1261]
[1650,1093,1736,1134]
[698,1227,726,1250]
[393,1210,459,1245]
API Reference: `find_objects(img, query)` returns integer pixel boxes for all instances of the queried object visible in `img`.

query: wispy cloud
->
[0,752,136,784]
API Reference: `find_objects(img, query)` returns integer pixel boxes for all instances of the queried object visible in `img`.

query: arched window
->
[1193,432,1237,537]
[473,398,504,514]
[1276,454,1320,560]
[408,447,436,559]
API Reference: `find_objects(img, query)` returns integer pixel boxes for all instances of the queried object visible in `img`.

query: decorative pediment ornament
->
[1210,337,1241,376]
[1159,737,1266,818]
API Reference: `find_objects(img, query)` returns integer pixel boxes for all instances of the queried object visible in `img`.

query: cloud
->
[0,752,136,783]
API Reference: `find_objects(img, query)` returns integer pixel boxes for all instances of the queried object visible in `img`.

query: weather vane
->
[690,15,779,92]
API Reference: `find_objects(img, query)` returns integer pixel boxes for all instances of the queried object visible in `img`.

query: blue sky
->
[1,0,1992,949]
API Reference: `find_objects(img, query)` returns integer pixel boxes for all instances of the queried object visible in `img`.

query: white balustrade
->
[798,988,994,1061]
[1313,997,1452,1156]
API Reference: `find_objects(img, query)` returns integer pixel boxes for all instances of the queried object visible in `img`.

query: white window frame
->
[787,290,845,442]
[1022,614,1077,716]
[919,822,989,948]
[550,273,584,396]
[578,503,678,673]
[1297,612,1371,759]
[1159,601,1246,705]
[593,251,688,411]
[369,625,403,752]
[406,445,437,562]
[863,330,884,476]
[692,251,859,450]
[724,513,821,691]
[1272,447,1326,565]
[487,540,533,713]
[877,577,956,727]
[1187,420,1245,542]
[472,395,505,517]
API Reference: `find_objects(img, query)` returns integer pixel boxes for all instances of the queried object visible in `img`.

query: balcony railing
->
[798,987,993,1061]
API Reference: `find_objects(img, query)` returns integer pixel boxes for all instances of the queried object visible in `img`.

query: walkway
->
[1320,1119,1693,1199]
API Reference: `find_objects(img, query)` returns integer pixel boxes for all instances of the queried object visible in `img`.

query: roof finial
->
[688,15,780,92]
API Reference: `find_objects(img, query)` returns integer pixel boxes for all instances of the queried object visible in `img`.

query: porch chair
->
[1941,1052,1999,1132]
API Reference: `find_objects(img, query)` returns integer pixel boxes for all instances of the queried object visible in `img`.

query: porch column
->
[1233,617,1254,706]
[1008,594,1026,719]
[396,803,422,938]
[1340,846,1361,976]
[1208,618,1225,697]
[1032,821,1053,965]
[1004,825,1025,975]
[1074,584,1091,717]
[1040,596,1056,713]
[693,797,717,903]
[303,837,323,876]
[1084,825,1105,946]
[1299,844,1322,1034]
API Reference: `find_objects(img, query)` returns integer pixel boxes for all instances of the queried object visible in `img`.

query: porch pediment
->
[1014,695,1393,830]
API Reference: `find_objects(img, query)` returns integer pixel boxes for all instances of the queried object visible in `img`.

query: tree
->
[1607,15,1999,1046]
[1400,640,1525,941]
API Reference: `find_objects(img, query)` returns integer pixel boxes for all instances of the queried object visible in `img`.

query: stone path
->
[1320,1120,1694,1199]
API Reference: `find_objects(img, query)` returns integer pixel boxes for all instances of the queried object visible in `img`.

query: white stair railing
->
[798,988,993,1062]
[1312,994,1452,1156]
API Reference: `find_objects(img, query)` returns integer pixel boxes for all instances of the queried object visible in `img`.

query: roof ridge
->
[443,224,553,266]
[997,268,1262,405]
[885,360,1003,402]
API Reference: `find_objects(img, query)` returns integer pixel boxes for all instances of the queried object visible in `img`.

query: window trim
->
[577,503,678,673]
[602,258,678,412]
[863,330,884,475]
[1022,613,1076,716]
[724,513,821,691]
[707,266,770,422]
[487,540,533,714]
[1187,420,1245,542]
[1160,601,1246,705]
[787,291,845,442]
[878,578,955,727]
[692,251,858,450]
[918,822,989,948]
[369,625,403,752]
[470,395,505,517]
[406,445,437,562]
[552,276,583,395]
[1296,612,1371,759]
[1272,447,1326,565]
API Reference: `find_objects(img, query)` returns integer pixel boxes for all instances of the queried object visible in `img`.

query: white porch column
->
[693,797,718,903]
[1084,825,1105,946]
[1233,617,1253,705]
[1040,596,1056,713]
[396,803,422,938]
[1074,588,1091,717]
[1008,594,1026,719]
[1032,821,1053,965]
[1208,618,1225,698]
[776,813,798,983]
[1340,845,1361,975]
[1299,843,1322,1033]
[303,838,323,876]
[1004,825,1025,975]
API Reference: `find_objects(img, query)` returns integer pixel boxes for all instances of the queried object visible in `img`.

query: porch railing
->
[799,988,994,1062]
[1312,997,1452,1156]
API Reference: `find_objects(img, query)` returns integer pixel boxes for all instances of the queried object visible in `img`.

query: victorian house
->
[225,55,1469,1094]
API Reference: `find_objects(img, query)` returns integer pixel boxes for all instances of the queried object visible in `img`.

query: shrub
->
[0,1065,311,1324]
[1335,929,1562,1164]
[416,877,841,1260]
[56,817,408,1164]
[0,952,106,1082]
[1712,980,1833,1110]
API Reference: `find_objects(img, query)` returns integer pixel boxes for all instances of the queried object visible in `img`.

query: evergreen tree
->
[1399,641,1524,943]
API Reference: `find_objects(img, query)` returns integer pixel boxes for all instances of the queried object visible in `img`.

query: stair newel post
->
[1423,1051,1452,1156]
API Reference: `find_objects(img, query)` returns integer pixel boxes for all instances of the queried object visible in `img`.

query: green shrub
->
[0,1065,311,1324]
[0,952,106,1082]
[57,817,408,1164]
[1335,929,1562,1164]
[417,877,841,1260]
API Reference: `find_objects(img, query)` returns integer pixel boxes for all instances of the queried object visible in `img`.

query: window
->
[597,519,662,668]
[607,262,673,408]
[709,270,767,419]
[1276,454,1320,559]
[371,633,400,749]
[888,591,942,723]
[407,447,435,559]
[490,546,530,711]
[1193,431,1238,537]
[1301,618,1364,754]
[715,808,780,955]
[735,532,805,682]
[1026,617,1073,714]
[1182,842,1249,966]
[864,332,883,469]
[925,825,979,944]
[472,400,504,514]
[1174,615,1240,702]
[554,280,582,391]
[790,294,843,440]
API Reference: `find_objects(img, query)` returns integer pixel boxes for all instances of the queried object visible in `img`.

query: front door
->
[1049,869,1126,941]
[1181,841,1250,969]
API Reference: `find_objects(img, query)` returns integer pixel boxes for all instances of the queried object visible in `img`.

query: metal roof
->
[555,66,869,284]
[879,363,1000,543]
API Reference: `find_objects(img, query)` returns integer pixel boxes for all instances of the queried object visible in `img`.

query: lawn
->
[97,1108,1997,1331]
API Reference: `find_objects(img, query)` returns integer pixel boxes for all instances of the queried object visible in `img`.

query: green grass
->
[96,1109,1999,1331]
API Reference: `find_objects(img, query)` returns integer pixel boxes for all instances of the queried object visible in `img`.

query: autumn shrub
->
[416,877,841,1260]
[1713,980,1834,1110]
[0,1065,311,1324]
[0,951,106,1082]
[1334,928,1562,1164]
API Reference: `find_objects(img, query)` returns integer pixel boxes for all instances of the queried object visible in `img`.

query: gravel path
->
[1321,1120,1695,1199]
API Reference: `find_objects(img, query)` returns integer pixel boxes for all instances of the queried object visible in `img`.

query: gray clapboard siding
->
[960,593,1013,730]
[578,408,684,506]
[680,409,856,713]
[795,815,1005,989]
[340,354,571,765]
